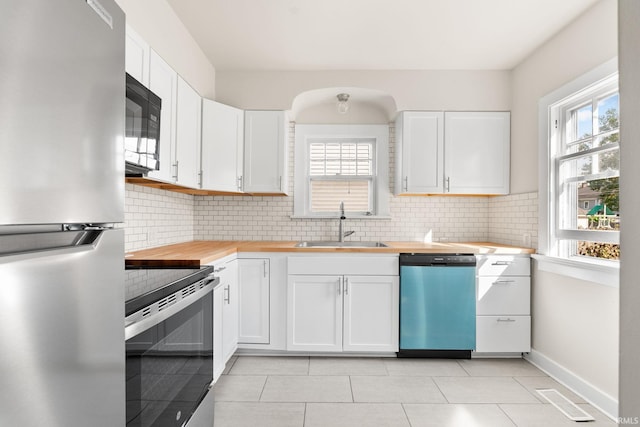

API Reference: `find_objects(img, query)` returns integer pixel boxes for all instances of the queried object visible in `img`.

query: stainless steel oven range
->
[125,266,218,427]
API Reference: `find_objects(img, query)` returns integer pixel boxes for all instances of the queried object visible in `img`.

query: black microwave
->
[125,73,161,176]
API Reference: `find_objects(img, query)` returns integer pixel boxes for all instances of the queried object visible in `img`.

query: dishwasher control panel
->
[399,253,476,266]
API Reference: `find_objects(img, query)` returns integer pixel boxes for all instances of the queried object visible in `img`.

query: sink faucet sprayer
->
[338,201,355,242]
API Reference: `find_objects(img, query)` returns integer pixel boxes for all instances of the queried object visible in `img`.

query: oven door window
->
[126,292,213,427]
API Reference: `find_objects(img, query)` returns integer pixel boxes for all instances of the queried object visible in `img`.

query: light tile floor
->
[213,356,616,427]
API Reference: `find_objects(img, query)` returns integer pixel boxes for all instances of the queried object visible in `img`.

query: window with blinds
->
[308,139,375,213]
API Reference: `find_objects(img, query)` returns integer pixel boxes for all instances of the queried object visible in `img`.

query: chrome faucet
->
[338,201,355,242]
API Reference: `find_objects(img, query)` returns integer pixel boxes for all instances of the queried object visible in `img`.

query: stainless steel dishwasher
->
[398,253,476,358]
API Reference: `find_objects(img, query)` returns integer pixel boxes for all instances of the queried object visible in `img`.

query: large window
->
[294,124,389,218]
[549,73,619,261]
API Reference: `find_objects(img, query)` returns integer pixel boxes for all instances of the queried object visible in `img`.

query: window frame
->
[293,124,390,218]
[553,79,619,247]
[537,58,619,287]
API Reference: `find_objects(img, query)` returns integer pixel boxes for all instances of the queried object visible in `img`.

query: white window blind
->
[308,139,374,213]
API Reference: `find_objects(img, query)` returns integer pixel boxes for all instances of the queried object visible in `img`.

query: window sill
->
[531,254,619,288]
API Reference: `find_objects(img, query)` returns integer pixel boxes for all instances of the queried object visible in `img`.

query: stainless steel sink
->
[295,241,388,248]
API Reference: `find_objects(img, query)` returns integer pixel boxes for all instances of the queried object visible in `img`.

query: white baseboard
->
[524,349,618,420]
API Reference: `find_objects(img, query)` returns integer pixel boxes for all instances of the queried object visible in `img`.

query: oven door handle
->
[125,282,213,340]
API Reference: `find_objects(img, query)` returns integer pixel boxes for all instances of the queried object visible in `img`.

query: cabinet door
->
[287,275,343,352]
[343,275,399,352]
[201,100,244,192]
[444,112,510,194]
[125,25,149,86]
[395,111,444,194]
[213,285,225,382]
[175,77,202,188]
[243,111,288,194]
[237,259,270,344]
[147,50,178,183]
[222,260,239,361]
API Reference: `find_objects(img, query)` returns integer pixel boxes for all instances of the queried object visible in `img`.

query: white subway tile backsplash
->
[124,124,539,251]
[123,183,195,252]
[487,191,538,249]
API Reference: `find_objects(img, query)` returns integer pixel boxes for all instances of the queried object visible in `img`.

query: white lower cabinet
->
[475,255,531,354]
[213,284,224,381]
[343,275,400,352]
[287,274,399,352]
[237,258,270,344]
[287,275,343,352]
[476,316,531,353]
[211,256,238,382]
[287,256,399,353]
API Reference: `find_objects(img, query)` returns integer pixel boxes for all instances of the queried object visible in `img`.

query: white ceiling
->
[166,0,600,71]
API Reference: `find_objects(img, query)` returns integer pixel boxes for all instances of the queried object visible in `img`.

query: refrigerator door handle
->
[0,230,105,258]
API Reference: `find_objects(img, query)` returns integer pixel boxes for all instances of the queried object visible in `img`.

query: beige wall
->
[115,0,216,98]
[618,0,640,418]
[215,70,511,113]
[510,0,617,194]
[532,269,619,398]
[511,0,619,408]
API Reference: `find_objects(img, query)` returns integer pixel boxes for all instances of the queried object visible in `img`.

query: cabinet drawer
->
[476,255,530,276]
[476,276,530,315]
[475,315,531,353]
[288,256,398,276]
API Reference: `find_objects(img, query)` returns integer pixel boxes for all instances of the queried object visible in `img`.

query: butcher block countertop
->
[125,240,535,267]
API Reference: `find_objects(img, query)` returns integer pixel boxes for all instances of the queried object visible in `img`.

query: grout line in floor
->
[257,374,268,401]
[348,375,355,403]
[302,402,307,427]
[400,403,415,427]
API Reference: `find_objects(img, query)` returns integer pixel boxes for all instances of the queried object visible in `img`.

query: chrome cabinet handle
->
[446,176,450,192]
[198,170,203,187]
[491,261,513,265]
[497,318,516,322]
[172,160,179,181]
[237,175,243,191]
[404,176,408,192]
[214,266,227,273]
[344,277,349,295]
[263,260,267,278]
[224,285,230,304]
[492,280,515,285]
[279,176,283,191]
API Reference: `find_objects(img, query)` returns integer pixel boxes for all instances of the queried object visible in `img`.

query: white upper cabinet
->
[243,111,289,194]
[395,111,444,194]
[124,25,149,86]
[147,50,178,183]
[395,111,510,195]
[201,100,244,192]
[444,112,510,195]
[175,76,202,188]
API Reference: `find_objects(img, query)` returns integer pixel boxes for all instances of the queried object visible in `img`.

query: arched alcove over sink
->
[290,87,397,124]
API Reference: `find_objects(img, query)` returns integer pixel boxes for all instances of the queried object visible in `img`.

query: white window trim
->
[293,124,390,218]
[538,57,619,287]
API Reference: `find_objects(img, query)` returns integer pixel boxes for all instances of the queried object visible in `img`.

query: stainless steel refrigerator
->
[0,1,126,425]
